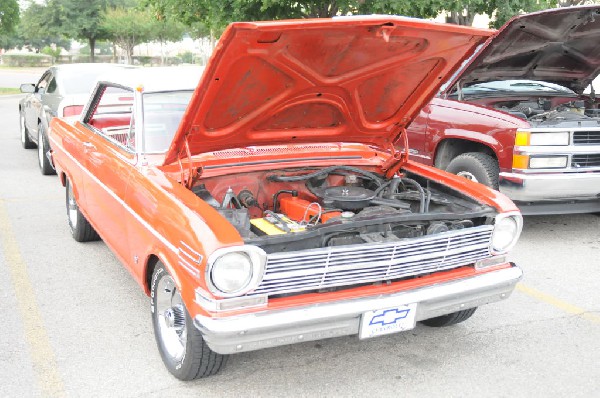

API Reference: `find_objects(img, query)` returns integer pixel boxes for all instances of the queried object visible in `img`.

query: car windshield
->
[460,80,576,96]
[142,91,194,153]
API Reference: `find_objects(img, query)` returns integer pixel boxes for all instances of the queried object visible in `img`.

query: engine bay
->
[489,98,600,126]
[190,166,492,253]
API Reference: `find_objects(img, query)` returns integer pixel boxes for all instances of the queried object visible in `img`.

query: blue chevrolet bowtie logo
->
[369,308,410,326]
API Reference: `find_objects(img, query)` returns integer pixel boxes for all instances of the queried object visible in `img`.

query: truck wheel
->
[151,263,227,380]
[446,152,499,190]
[66,179,100,242]
[420,307,477,327]
[38,123,56,175]
[20,113,36,149]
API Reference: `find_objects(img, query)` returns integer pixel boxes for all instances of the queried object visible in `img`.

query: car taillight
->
[62,105,84,117]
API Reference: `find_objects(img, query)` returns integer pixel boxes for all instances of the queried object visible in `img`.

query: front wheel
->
[420,307,477,327]
[151,263,227,380]
[66,179,99,242]
[20,113,36,149]
[445,152,499,190]
[38,123,56,175]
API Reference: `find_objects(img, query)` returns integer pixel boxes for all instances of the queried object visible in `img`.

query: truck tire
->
[66,179,100,242]
[446,152,499,190]
[151,263,227,380]
[420,307,477,327]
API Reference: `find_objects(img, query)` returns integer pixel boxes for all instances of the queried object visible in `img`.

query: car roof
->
[96,66,206,93]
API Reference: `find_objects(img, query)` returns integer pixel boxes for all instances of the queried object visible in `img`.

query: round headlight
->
[207,246,267,297]
[210,252,253,294]
[491,214,522,254]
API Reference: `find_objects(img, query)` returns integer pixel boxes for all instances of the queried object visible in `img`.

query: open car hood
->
[164,17,492,165]
[450,5,600,94]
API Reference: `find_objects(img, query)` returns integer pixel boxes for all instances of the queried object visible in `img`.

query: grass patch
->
[0,87,21,95]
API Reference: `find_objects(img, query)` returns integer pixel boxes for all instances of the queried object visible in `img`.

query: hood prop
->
[177,134,201,189]
[382,127,410,179]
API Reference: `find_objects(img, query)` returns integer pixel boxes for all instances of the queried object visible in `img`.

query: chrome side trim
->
[49,136,178,254]
[194,265,523,354]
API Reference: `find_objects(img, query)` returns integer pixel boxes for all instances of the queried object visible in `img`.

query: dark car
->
[19,63,131,175]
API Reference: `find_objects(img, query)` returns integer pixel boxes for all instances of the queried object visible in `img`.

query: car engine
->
[495,98,600,128]
[190,166,493,253]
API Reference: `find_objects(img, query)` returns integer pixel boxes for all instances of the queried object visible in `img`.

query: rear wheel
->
[38,123,56,175]
[151,263,227,380]
[446,152,499,190]
[420,307,477,327]
[20,113,36,149]
[66,179,99,242]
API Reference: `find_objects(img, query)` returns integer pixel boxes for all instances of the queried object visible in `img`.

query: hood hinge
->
[382,127,409,179]
[177,133,202,189]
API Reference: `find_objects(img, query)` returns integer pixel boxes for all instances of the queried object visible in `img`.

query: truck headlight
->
[207,246,266,297]
[512,155,568,169]
[515,130,569,146]
[491,212,523,255]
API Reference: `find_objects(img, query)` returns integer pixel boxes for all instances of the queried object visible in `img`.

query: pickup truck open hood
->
[450,5,600,94]
[164,17,492,165]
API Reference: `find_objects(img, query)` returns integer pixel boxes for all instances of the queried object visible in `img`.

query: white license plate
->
[359,303,417,339]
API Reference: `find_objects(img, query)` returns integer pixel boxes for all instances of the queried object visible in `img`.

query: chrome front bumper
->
[499,172,600,213]
[194,265,523,355]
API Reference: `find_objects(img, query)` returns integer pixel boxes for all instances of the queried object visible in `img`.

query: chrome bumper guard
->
[194,265,523,354]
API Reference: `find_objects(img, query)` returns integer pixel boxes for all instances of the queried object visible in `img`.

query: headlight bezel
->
[206,246,267,298]
[490,212,523,255]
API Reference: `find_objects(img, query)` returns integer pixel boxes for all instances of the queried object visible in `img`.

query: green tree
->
[103,7,155,64]
[0,0,19,38]
[17,2,70,52]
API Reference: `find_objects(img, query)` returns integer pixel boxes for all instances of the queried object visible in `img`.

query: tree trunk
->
[89,37,96,63]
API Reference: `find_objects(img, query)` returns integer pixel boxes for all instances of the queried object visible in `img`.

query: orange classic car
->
[49,17,523,380]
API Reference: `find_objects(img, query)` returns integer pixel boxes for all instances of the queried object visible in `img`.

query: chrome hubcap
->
[67,184,78,228]
[456,171,479,183]
[156,275,187,362]
[38,130,44,166]
[20,116,25,143]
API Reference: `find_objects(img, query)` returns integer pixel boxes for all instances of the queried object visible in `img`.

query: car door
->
[80,84,136,264]
[25,71,51,136]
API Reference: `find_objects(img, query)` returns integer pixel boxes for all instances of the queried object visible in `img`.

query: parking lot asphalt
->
[1,93,599,397]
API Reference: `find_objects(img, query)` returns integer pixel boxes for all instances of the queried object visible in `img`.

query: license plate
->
[359,303,417,339]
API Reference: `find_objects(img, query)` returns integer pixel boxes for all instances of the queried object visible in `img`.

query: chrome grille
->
[572,154,600,168]
[573,131,600,145]
[251,225,493,296]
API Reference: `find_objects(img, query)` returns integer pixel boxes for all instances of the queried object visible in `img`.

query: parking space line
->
[517,283,600,324]
[0,199,66,397]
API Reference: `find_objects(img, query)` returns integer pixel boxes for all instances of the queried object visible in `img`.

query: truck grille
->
[572,154,600,168]
[573,131,600,145]
[251,225,493,296]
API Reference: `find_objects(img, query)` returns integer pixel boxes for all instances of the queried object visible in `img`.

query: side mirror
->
[20,84,35,94]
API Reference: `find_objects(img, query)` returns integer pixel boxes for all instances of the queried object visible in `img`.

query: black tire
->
[66,179,100,242]
[420,307,477,327]
[151,263,227,380]
[20,112,36,149]
[446,152,499,190]
[38,123,56,175]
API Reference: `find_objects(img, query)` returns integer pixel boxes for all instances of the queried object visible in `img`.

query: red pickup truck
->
[407,5,600,215]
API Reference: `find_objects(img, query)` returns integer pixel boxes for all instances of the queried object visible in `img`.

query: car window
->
[46,77,57,94]
[86,84,135,151]
[36,72,51,94]
[141,91,193,153]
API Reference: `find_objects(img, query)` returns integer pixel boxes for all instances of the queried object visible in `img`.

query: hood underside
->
[454,5,600,94]
[164,17,492,165]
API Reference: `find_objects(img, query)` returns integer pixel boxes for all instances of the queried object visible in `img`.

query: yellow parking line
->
[517,283,600,324]
[0,200,66,397]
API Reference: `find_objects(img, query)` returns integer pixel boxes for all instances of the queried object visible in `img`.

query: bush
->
[179,51,194,64]
[41,46,62,62]
[1,53,53,67]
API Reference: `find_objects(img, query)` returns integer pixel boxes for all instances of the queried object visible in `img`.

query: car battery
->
[250,213,306,236]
